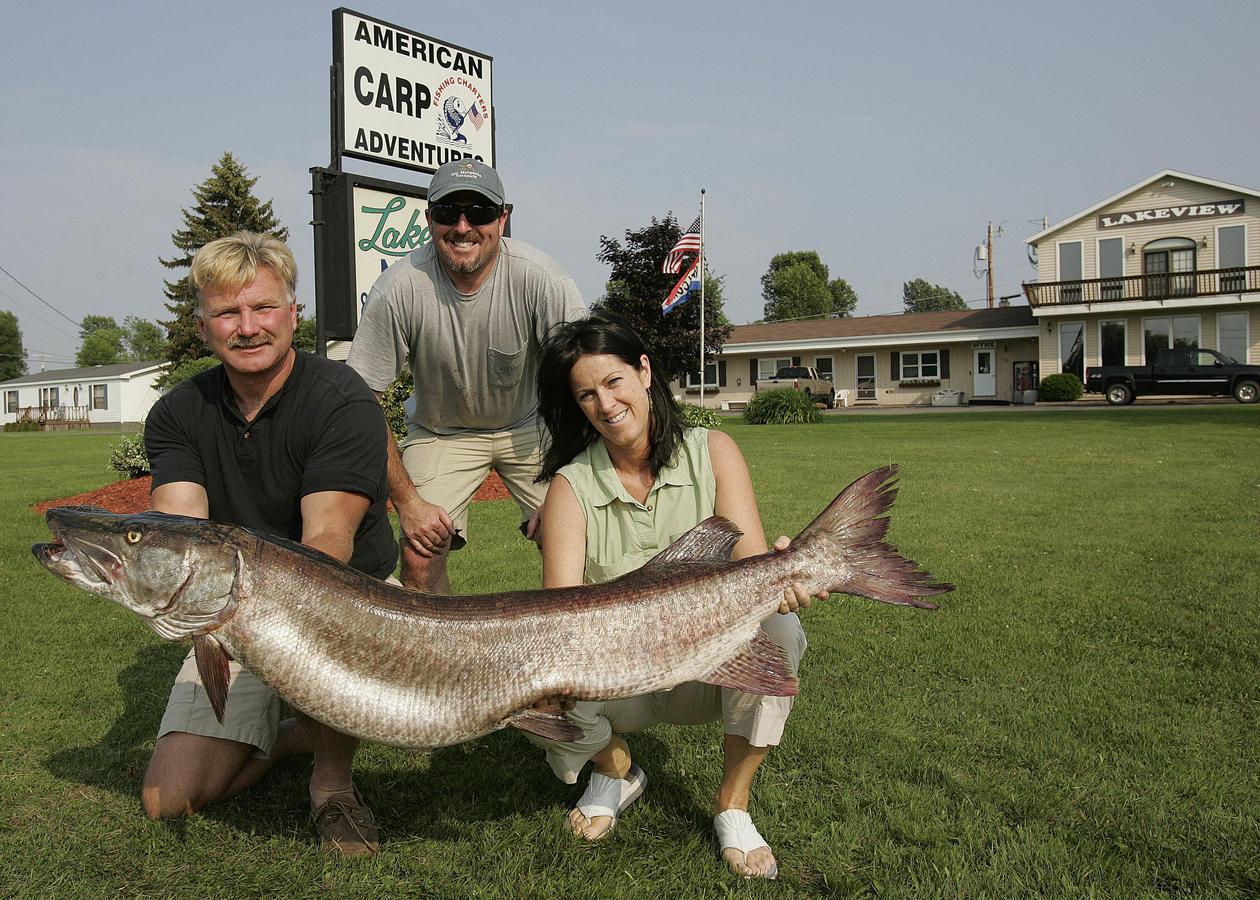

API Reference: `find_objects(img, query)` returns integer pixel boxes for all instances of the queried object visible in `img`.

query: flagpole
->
[698,189,706,409]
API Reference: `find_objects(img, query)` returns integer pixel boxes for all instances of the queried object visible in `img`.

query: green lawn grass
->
[2,409,1258,898]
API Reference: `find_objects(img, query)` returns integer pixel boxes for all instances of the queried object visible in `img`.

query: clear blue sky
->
[2,0,1257,367]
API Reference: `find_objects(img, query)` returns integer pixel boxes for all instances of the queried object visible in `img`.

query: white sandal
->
[714,808,778,880]
[570,764,647,838]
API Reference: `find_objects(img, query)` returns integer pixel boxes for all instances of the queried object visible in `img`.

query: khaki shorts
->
[528,611,809,784]
[157,577,401,756]
[402,424,547,549]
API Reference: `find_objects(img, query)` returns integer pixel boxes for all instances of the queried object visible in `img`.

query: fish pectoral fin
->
[505,709,584,743]
[700,630,798,697]
[193,634,232,724]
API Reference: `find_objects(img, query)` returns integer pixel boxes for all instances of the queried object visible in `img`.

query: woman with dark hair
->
[530,313,820,880]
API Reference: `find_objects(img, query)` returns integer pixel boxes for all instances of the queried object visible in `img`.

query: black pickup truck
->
[1085,348,1260,405]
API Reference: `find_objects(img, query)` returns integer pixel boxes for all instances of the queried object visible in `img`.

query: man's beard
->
[437,235,494,275]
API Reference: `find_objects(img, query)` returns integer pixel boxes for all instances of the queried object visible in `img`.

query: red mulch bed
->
[33,471,510,515]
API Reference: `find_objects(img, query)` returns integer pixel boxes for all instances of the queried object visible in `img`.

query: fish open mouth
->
[37,529,120,586]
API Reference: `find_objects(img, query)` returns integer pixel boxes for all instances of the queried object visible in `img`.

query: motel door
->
[856,354,876,401]
[973,349,995,397]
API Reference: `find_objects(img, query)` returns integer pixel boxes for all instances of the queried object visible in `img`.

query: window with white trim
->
[1100,319,1126,366]
[900,350,939,379]
[814,356,834,383]
[4,390,16,414]
[1143,315,1199,363]
[757,357,792,381]
[1218,312,1248,363]
[686,363,719,388]
[91,384,108,410]
[39,387,59,408]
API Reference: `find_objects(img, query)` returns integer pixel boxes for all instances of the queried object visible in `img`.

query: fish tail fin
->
[795,465,952,609]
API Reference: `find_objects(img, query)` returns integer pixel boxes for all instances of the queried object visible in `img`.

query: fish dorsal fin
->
[505,709,584,743]
[699,629,798,697]
[641,516,743,571]
[193,634,232,724]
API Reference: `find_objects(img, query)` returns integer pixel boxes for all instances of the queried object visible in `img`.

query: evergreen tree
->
[595,215,731,386]
[0,311,27,380]
[161,153,288,365]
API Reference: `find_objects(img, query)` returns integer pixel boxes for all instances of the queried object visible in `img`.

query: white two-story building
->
[1023,170,1258,379]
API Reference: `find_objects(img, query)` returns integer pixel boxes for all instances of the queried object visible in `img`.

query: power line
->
[0,264,81,327]
[0,286,79,338]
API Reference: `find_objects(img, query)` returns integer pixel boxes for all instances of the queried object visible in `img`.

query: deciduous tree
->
[0,311,27,380]
[76,327,125,366]
[122,316,166,361]
[595,215,731,386]
[161,153,287,366]
[761,251,858,320]
[902,278,968,312]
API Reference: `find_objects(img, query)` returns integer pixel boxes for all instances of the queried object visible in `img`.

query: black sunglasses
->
[428,202,504,227]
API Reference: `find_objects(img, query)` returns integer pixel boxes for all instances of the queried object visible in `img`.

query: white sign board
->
[352,184,431,324]
[335,8,494,174]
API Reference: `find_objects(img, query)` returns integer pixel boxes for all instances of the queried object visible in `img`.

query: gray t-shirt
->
[347,237,586,437]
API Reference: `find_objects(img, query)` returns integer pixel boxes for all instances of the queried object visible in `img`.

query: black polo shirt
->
[145,351,398,580]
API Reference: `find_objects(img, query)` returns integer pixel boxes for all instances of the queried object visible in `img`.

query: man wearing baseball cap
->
[348,158,586,591]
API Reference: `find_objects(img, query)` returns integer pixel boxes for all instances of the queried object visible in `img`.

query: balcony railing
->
[1023,264,1260,308]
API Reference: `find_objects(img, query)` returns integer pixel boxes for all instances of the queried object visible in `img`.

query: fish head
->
[33,506,245,641]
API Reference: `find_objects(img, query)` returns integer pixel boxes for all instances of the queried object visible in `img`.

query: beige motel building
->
[674,169,1258,409]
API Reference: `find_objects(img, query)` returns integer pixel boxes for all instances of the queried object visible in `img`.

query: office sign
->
[334,8,494,174]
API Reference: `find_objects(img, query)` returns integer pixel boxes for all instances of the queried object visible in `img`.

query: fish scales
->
[33,465,952,749]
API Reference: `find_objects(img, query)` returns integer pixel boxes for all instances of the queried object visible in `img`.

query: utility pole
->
[986,221,995,308]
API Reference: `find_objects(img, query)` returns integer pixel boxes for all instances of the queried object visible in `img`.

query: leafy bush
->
[4,421,40,432]
[381,370,414,444]
[108,428,150,478]
[158,356,220,391]
[1038,373,1084,402]
[678,402,723,429]
[743,388,822,425]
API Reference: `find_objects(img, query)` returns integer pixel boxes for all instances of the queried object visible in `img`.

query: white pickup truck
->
[755,366,837,408]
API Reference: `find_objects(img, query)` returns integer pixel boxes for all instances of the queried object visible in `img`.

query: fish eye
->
[126,530,142,544]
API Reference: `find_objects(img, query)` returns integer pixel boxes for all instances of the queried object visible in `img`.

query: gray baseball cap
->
[427,158,505,206]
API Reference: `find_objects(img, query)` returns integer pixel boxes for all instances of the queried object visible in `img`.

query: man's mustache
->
[228,334,273,350]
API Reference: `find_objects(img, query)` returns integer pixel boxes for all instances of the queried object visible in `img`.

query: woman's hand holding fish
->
[771,535,829,614]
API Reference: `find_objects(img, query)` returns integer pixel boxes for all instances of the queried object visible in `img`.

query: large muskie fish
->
[33,465,950,749]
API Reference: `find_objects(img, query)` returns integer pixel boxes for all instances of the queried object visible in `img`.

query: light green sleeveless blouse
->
[556,427,716,584]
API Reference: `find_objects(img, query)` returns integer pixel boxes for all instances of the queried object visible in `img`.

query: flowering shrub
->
[108,429,151,478]
[678,402,723,429]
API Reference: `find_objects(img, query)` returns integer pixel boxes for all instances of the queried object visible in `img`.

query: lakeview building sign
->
[335,8,494,174]
[1098,199,1244,229]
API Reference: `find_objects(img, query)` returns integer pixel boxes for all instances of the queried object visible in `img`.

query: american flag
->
[467,104,485,130]
[661,259,700,315]
[662,215,701,273]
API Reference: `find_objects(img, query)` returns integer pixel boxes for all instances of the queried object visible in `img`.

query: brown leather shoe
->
[311,787,380,856]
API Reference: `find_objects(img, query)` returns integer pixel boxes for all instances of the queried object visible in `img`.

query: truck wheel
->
[1235,380,1259,403]
[1105,383,1133,406]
